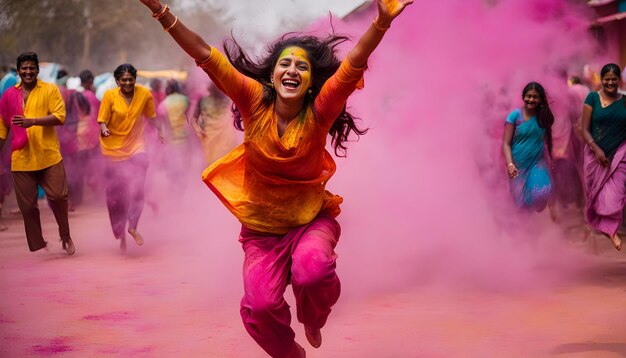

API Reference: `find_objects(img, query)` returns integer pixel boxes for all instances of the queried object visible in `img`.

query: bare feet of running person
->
[611,233,622,251]
[118,236,127,253]
[62,238,75,256]
[128,229,144,246]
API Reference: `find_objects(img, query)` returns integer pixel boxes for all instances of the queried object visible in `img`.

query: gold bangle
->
[507,163,515,167]
[164,16,179,32]
[372,17,390,32]
[195,53,212,67]
[152,4,169,19]
[587,139,594,145]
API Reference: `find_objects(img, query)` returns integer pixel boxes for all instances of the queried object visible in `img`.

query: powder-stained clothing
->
[585,92,626,159]
[239,214,341,358]
[505,108,552,211]
[97,85,156,161]
[158,92,189,145]
[198,48,365,235]
[78,89,101,152]
[0,79,71,252]
[584,93,626,236]
[0,80,66,171]
[192,94,237,165]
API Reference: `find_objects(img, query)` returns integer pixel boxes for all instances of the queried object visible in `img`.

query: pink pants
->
[239,214,341,358]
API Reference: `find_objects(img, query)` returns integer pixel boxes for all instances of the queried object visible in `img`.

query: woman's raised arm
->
[138,0,212,62]
[347,0,413,68]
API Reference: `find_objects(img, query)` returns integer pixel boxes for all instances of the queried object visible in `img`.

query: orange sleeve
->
[314,57,366,129]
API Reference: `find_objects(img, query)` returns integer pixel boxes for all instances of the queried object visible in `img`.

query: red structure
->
[588,0,626,68]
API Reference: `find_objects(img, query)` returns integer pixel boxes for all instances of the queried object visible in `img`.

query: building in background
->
[588,0,626,68]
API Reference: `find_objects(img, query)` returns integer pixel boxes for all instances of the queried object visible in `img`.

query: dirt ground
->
[1,186,626,358]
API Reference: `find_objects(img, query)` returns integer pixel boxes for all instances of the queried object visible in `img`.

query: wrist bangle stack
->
[152,4,169,20]
[372,16,390,32]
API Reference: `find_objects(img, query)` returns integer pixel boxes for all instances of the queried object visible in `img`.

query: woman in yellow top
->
[98,63,161,252]
[139,1,413,357]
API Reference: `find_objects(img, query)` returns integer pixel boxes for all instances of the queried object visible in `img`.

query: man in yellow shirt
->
[0,52,75,255]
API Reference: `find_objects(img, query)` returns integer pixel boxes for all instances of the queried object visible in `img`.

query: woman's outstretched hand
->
[377,0,414,26]
[594,147,609,167]
[138,0,162,13]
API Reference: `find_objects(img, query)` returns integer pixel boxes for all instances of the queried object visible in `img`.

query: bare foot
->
[119,236,127,253]
[62,238,75,256]
[128,229,144,246]
[611,234,622,251]
[0,224,7,232]
[304,326,322,348]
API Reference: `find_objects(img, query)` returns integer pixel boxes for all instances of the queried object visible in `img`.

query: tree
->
[0,0,225,74]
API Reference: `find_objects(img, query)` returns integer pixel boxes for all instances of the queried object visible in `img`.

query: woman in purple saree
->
[581,63,626,251]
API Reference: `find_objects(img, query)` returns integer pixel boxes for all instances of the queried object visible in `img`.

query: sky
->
[184,0,372,43]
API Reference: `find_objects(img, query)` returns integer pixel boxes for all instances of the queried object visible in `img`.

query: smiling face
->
[271,46,312,102]
[523,88,541,111]
[116,71,136,96]
[17,60,39,87]
[601,71,621,96]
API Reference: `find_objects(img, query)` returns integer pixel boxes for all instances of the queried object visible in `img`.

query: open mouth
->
[282,79,300,89]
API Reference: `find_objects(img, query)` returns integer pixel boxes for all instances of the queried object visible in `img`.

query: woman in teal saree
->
[502,82,554,211]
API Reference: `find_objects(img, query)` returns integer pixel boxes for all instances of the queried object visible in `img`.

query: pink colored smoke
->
[148,0,613,300]
[301,0,612,296]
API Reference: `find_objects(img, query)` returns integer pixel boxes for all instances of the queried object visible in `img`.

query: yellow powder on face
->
[276,46,312,93]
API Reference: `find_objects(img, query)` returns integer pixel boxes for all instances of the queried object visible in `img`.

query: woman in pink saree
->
[581,63,626,251]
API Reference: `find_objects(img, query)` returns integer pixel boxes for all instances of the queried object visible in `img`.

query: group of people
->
[3,0,625,357]
[502,64,626,252]
[0,0,414,356]
[0,52,239,253]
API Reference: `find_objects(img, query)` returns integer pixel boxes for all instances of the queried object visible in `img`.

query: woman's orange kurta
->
[199,49,365,235]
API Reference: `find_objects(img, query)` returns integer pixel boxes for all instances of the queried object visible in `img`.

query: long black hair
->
[600,63,621,79]
[223,33,368,157]
[522,82,554,156]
